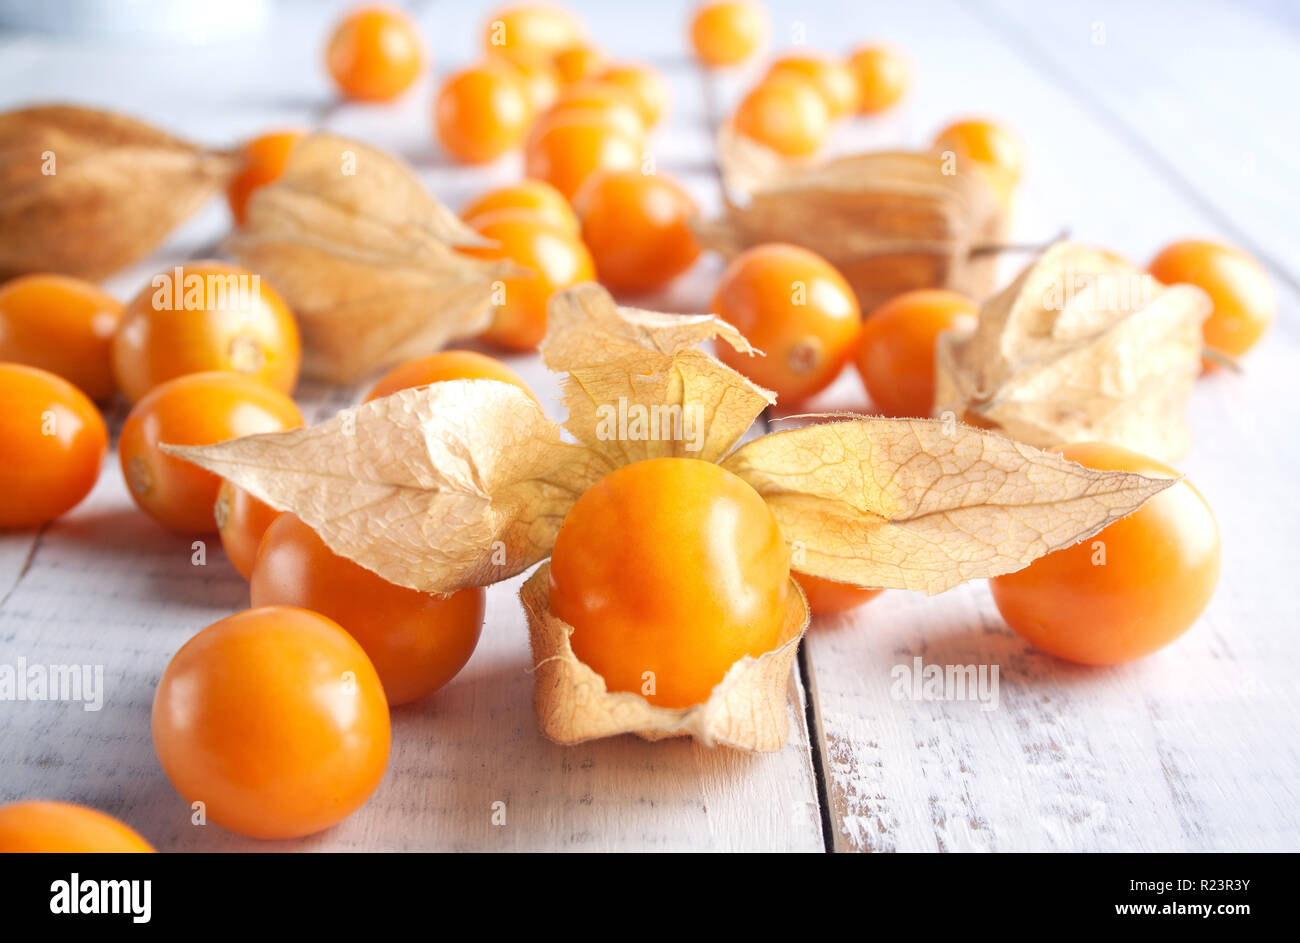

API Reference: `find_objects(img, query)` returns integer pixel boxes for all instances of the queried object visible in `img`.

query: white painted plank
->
[0,0,824,851]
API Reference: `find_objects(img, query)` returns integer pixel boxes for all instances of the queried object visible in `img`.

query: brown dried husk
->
[933,241,1211,462]
[524,565,808,749]
[0,104,233,281]
[169,283,1176,750]
[225,133,516,383]
[694,129,1007,313]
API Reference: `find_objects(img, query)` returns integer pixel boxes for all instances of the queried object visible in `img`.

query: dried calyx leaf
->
[721,415,1175,594]
[694,129,1006,313]
[0,104,233,281]
[169,283,1176,751]
[525,566,808,750]
[934,241,1211,462]
[225,133,516,383]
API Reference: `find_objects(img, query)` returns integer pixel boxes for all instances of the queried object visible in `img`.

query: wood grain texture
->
[2,0,1298,852]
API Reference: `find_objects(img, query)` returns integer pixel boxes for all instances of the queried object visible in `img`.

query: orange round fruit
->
[766,52,859,119]
[0,364,106,529]
[0,274,123,400]
[547,79,648,138]
[855,289,978,418]
[523,111,643,199]
[574,169,700,294]
[711,243,861,403]
[152,606,391,839]
[215,480,280,580]
[933,118,1023,201]
[0,801,153,852]
[435,63,532,164]
[251,513,485,705]
[596,62,668,128]
[1148,239,1276,365]
[552,43,605,84]
[112,261,300,403]
[363,350,535,403]
[990,442,1221,666]
[484,4,583,66]
[463,212,595,349]
[460,179,580,234]
[689,0,768,67]
[227,129,304,225]
[847,44,909,114]
[325,4,425,102]
[796,574,882,616]
[549,458,790,708]
[732,74,830,157]
[119,372,303,533]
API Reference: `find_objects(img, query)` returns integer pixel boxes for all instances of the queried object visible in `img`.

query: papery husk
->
[169,283,1181,750]
[933,241,1211,462]
[694,129,1007,313]
[225,133,516,383]
[0,104,233,280]
[524,564,809,750]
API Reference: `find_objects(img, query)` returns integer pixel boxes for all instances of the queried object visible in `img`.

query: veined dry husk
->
[0,104,233,281]
[168,283,1175,751]
[933,241,1211,462]
[225,133,517,383]
[693,129,1007,313]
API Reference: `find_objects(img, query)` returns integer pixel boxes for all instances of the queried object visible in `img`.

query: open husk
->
[934,241,1211,462]
[694,129,1007,312]
[169,283,1176,750]
[0,104,233,280]
[225,133,516,383]
[524,566,808,749]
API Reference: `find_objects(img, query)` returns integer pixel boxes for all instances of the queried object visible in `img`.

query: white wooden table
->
[1,0,1297,852]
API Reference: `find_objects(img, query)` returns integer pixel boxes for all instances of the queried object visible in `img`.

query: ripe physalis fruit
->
[934,242,1212,463]
[0,105,233,282]
[596,62,669,128]
[252,513,485,705]
[0,363,107,529]
[689,0,769,68]
[546,79,648,140]
[991,442,1220,666]
[856,289,977,418]
[462,210,595,350]
[552,43,606,85]
[731,74,830,157]
[460,179,579,234]
[574,169,701,294]
[847,44,909,114]
[796,574,882,616]
[697,138,1006,313]
[932,117,1023,203]
[483,3,584,66]
[710,243,861,404]
[1147,239,1276,367]
[152,606,390,839]
[226,129,304,225]
[0,801,153,852]
[325,3,424,102]
[174,283,1179,751]
[215,480,279,579]
[364,349,535,403]
[0,274,123,400]
[550,458,789,708]
[435,62,532,164]
[766,52,860,119]
[112,260,300,403]
[523,111,644,200]
[120,372,302,533]
[226,134,516,382]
